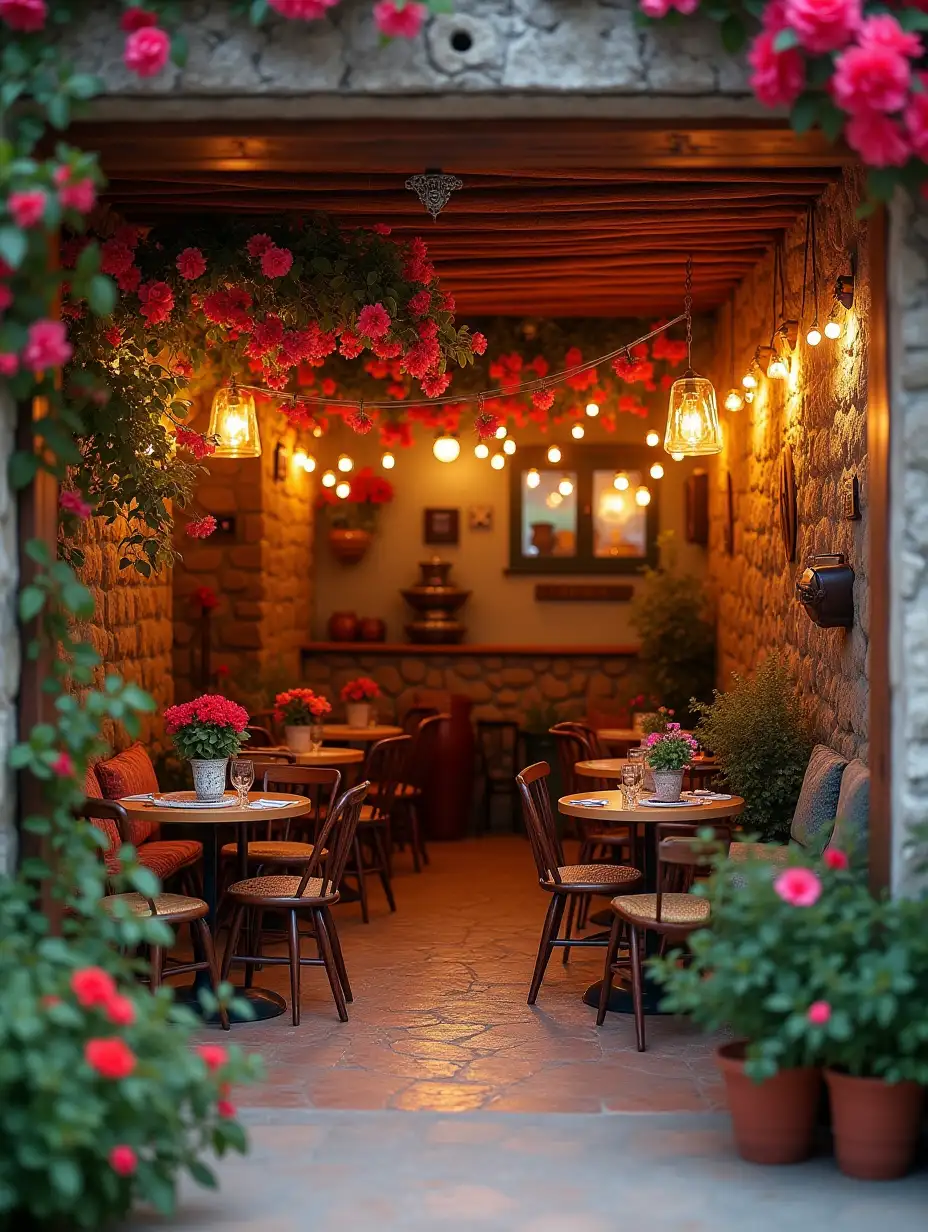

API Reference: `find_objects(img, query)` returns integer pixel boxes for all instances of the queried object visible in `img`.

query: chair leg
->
[597,916,623,1026]
[221,905,246,981]
[150,945,164,992]
[314,908,349,1022]
[195,917,230,1031]
[353,835,370,923]
[323,906,352,1002]
[577,892,592,931]
[629,925,647,1052]
[407,803,422,873]
[286,910,301,1027]
[245,909,265,988]
[561,895,577,965]
[372,829,396,913]
[413,802,429,866]
[527,894,566,1006]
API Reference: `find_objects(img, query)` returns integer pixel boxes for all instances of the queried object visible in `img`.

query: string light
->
[802,203,822,348]
[526,468,541,488]
[503,438,517,456]
[650,463,664,479]
[337,454,353,473]
[744,390,755,404]
[321,469,337,487]
[475,442,490,459]
[495,425,508,439]
[571,423,585,440]
[432,433,461,463]
[635,486,651,507]
[671,452,684,462]
[766,347,790,381]
[490,453,505,470]
[646,430,660,447]
[207,381,261,459]
[824,317,842,340]
[724,292,744,412]
[664,256,722,457]
[546,445,562,464]
[807,325,822,347]
[585,402,600,417]
[724,389,744,412]
[614,472,629,491]
[335,480,351,499]
[546,491,563,508]
[558,476,574,496]
[381,451,396,469]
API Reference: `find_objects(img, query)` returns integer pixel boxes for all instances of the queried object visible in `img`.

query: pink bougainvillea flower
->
[347,408,374,434]
[261,245,294,278]
[23,319,72,369]
[404,338,440,378]
[857,13,922,59]
[845,109,910,166]
[103,325,122,348]
[773,866,823,907]
[246,233,274,258]
[407,289,431,317]
[807,1000,832,1025]
[174,426,215,459]
[100,238,135,277]
[357,302,392,340]
[124,24,170,77]
[176,246,207,280]
[196,1044,229,1071]
[106,994,136,1026]
[120,5,157,31]
[421,371,451,398]
[51,750,74,777]
[109,1145,138,1176]
[117,265,142,293]
[532,389,556,411]
[373,0,427,38]
[338,330,364,359]
[138,280,175,324]
[269,0,339,17]
[71,967,117,1008]
[639,0,698,16]
[55,170,96,215]
[0,0,46,32]
[471,332,488,356]
[0,353,19,376]
[86,1037,137,1080]
[186,515,218,540]
[832,44,911,115]
[60,489,92,519]
[823,846,850,870]
[784,0,860,53]
[747,30,805,108]
[372,222,392,235]
[8,189,46,228]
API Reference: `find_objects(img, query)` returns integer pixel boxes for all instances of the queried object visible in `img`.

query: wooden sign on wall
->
[535,583,634,602]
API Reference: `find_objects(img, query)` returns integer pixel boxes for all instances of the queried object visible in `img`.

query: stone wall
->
[301,649,638,726]
[706,168,869,763]
[0,390,19,872]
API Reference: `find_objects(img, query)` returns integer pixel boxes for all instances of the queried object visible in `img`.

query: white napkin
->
[573,798,610,807]
[247,798,291,810]
[692,791,733,801]
[121,793,154,802]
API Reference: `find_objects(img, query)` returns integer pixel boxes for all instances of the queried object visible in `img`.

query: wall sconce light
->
[741,354,760,390]
[207,380,261,458]
[546,444,562,464]
[724,292,744,412]
[273,441,288,482]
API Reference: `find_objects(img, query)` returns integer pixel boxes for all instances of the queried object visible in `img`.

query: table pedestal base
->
[177,985,287,1025]
[583,973,668,1016]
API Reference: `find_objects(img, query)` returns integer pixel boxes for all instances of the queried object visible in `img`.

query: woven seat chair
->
[220,765,340,876]
[348,735,411,921]
[78,795,201,892]
[222,780,370,1024]
[515,762,642,1005]
[597,822,731,1048]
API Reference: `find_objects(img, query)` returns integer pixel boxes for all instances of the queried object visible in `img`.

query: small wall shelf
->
[301,642,639,658]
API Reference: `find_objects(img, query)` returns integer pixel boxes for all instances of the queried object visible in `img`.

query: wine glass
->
[627,747,646,786]
[621,763,640,810]
[230,758,254,806]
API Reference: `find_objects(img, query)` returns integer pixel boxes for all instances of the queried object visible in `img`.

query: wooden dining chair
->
[219,766,340,875]
[346,735,410,920]
[515,762,642,1004]
[222,781,370,1024]
[475,719,521,833]
[552,720,609,761]
[389,712,447,872]
[596,822,732,1047]
[244,724,276,749]
[401,704,440,736]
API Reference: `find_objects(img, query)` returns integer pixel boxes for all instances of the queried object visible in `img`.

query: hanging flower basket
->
[328,528,372,564]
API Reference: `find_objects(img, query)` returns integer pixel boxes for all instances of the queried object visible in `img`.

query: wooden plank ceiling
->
[82,120,848,318]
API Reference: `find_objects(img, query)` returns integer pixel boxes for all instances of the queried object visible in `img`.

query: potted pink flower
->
[164,694,250,802]
[340,676,381,728]
[274,688,332,753]
[643,723,699,801]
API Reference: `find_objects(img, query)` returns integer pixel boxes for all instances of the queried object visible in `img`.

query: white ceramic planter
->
[190,758,228,803]
[651,769,685,802]
[345,702,372,728]
[285,725,314,753]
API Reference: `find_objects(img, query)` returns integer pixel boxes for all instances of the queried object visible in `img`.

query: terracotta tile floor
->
[202,836,725,1114]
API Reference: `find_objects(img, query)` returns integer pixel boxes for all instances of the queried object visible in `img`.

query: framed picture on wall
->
[424,507,460,545]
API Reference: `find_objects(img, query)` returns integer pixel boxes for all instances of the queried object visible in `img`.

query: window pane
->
[592,469,647,559]
[521,470,577,557]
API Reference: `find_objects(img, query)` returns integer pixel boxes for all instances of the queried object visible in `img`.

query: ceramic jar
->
[651,768,684,802]
[358,617,387,642]
[190,758,228,803]
[345,702,373,728]
[327,611,359,642]
[285,725,315,753]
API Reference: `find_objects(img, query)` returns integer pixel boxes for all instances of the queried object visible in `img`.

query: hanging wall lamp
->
[664,256,722,457]
[765,241,797,382]
[723,294,744,413]
[207,379,261,458]
[825,271,854,339]
[802,205,822,347]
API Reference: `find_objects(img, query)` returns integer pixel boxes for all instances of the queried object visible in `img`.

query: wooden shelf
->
[301,642,639,657]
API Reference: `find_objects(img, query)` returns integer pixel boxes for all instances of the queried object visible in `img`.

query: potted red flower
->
[318,467,394,564]
[163,694,250,802]
[274,688,332,754]
[340,676,381,728]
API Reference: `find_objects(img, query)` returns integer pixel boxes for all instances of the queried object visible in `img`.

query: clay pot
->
[825,1068,925,1180]
[327,611,360,642]
[358,617,387,643]
[328,527,371,564]
[530,521,556,556]
[716,1041,822,1165]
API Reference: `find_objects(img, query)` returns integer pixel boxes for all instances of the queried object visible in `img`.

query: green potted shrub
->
[691,655,812,843]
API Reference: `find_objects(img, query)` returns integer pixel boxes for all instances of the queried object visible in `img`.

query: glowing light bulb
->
[671,452,684,462]
[335,480,351,499]
[546,491,563,509]
[432,433,461,464]
[646,430,660,447]
[766,354,789,380]
[614,472,630,492]
[495,425,508,439]
[741,370,758,390]
[321,470,337,488]
[293,448,308,471]
[806,326,822,347]
[503,438,516,456]
[571,423,585,440]
[547,445,562,464]
[585,402,600,417]
[558,477,574,497]
[312,425,323,438]
[635,485,651,507]
[744,390,755,404]
[381,451,395,469]
[303,454,316,473]
[208,383,261,459]
[824,319,842,340]
[526,468,541,489]
[724,389,744,413]
[337,454,354,473]
[680,394,707,444]
[649,463,664,479]
[475,442,490,459]
[490,453,505,470]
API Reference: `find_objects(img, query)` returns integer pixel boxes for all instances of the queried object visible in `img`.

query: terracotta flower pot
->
[716,1041,822,1165]
[825,1068,925,1180]
[329,528,371,564]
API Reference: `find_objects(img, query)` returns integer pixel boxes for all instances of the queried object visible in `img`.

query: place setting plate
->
[148,791,239,810]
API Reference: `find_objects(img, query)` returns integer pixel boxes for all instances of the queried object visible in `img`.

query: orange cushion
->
[105,839,201,881]
[95,744,160,845]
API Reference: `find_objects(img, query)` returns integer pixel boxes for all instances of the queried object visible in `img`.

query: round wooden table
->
[575,756,719,781]
[558,789,744,1016]
[322,724,403,743]
[120,791,313,1022]
[264,745,364,767]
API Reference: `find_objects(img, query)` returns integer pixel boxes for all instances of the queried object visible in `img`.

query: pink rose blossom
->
[0,353,18,376]
[269,0,339,17]
[186,515,217,539]
[8,189,46,228]
[784,0,860,53]
[176,247,207,279]
[807,1000,832,1025]
[60,489,91,519]
[124,24,170,77]
[117,265,141,293]
[832,45,911,115]
[51,751,74,778]
[246,233,274,258]
[109,1145,138,1176]
[858,14,922,59]
[773,866,823,907]
[823,846,850,870]
[260,245,294,278]
[845,110,910,166]
[373,0,427,38]
[100,239,135,277]
[747,30,805,108]
[106,995,136,1026]
[23,319,71,369]
[372,222,392,235]
[120,6,157,31]
[138,280,175,324]
[357,302,391,340]
[0,0,46,32]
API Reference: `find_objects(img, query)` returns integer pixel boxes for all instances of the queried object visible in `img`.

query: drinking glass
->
[621,764,640,810]
[310,723,324,752]
[231,758,254,805]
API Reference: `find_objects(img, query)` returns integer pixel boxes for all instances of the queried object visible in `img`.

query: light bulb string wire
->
[684,255,693,370]
[232,314,687,413]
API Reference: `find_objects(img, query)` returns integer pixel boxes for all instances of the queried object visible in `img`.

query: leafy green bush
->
[692,655,812,843]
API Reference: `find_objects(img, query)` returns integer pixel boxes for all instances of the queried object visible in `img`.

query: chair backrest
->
[245,725,275,748]
[77,797,129,859]
[402,705,440,736]
[94,744,160,845]
[260,765,341,841]
[549,725,597,796]
[297,780,370,897]
[476,719,520,774]
[362,734,412,819]
[553,721,607,760]
[405,712,449,790]
[655,822,732,923]
[515,761,564,883]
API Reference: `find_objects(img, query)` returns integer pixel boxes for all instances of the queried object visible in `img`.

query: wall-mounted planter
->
[329,528,371,564]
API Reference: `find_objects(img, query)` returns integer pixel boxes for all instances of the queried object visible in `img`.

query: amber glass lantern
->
[664,369,722,456]
[207,382,261,458]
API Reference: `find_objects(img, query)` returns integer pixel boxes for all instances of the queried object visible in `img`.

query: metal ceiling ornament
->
[405,168,463,220]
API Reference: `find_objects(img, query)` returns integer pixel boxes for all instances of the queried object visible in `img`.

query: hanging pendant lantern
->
[207,380,261,458]
[663,257,722,457]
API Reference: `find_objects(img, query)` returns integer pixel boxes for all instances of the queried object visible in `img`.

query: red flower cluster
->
[138,280,174,325]
[176,246,207,280]
[186,515,217,539]
[174,426,215,460]
[192,585,219,611]
[340,676,381,703]
[164,693,250,734]
[85,1037,137,1080]
[71,968,137,1028]
[274,688,332,723]
[345,466,394,504]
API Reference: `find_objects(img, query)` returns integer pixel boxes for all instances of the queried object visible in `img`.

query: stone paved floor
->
[205,835,724,1114]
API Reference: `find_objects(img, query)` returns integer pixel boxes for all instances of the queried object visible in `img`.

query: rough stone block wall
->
[707,168,869,762]
[0,390,19,871]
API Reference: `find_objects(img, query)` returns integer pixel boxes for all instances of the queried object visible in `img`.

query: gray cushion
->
[828,759,869,858]
[789,744,848,849]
